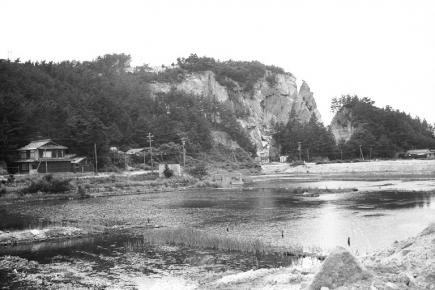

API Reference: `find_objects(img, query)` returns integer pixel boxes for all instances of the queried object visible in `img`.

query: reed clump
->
[141,228,303,256]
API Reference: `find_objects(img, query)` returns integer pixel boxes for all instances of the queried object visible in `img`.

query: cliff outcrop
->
[330,107,357,143]
[149,70,321,158]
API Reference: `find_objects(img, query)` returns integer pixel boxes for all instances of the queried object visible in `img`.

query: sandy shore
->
[262,159,435,176]
[258,159,435,193]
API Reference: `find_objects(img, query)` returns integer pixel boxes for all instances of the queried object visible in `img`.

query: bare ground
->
[262,159,435,176]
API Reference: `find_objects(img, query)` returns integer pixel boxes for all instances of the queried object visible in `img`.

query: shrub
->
[290,161,305,167]
[0,185,6,196]
[23,174,72,194]
[76,185,90,198]
[265,74,277,87]
[163,164,173,178]
[188,164,208,179]
[101,163,122,173]
[194,180,219,188]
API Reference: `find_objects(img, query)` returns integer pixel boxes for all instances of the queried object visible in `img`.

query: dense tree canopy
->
[334,95,435,159]
[0,54,256,168]
[274,114,337,161]
[275,95,435,161]
[153,53,288,92]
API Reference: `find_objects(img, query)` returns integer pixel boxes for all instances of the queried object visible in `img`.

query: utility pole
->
[369,147,373,161]
[359,145,364,161]
[340,148,343,161]
[147,133,154,173]
[297,142,302,161]
[306,148,310,162]
[94,143,98,175]
[181,137,187,167]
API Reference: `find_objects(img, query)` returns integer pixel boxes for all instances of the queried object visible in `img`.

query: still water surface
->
[1,178,434,256]
[164,186,435,254]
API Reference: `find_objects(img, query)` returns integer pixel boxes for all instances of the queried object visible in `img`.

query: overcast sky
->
[2,0,434,125]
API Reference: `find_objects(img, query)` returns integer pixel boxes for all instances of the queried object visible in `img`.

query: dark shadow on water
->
[0,209,52,231]
[342,191,435,210]
[167,189,326,211]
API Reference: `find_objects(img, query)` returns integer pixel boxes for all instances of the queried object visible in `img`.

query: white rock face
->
[149,71,321,157]
[211,130,240,149]
[330,107,356,143]
[149,71,229,102]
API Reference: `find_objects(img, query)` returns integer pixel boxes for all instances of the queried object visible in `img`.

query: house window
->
[20,152,27,160]
[20,163,29,171]
[43,151,52,158]
[30,150,36,159]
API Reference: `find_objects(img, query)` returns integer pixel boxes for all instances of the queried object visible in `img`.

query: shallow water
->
[1,177,435,264]
[161,187,435,254]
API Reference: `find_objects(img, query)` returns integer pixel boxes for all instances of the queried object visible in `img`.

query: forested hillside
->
[330,95,435,158]
[274,115,337,161]
[2,54,434,167]
[0,54,256,167]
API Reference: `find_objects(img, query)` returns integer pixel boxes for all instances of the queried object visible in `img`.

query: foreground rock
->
[308,247,371,290]
[0,227,86,246]
[211,223,435,289]
[360,222,435,290]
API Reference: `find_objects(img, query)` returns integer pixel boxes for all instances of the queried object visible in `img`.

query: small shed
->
[71,157,93,173]
[405,149,435,159]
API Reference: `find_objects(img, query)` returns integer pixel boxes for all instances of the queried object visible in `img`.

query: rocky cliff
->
[330,107,357,143]
[149,70,321,157]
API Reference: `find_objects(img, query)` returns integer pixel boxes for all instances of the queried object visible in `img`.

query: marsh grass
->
[139,228,304,256]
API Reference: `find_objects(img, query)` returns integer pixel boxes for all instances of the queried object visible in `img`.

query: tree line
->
[0,54,256,168]
[274,95,435,161]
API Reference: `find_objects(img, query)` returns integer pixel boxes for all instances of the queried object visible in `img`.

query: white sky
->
[2,0,435,125]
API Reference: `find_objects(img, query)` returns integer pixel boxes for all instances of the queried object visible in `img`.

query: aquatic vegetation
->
[140,228,304,256]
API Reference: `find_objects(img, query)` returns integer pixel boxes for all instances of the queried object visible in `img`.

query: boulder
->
[308,246,371,290]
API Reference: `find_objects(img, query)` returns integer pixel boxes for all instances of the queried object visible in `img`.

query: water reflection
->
[0,209,52,231]
[166,187,435,252]
[1,184,434,256]
[342,191,434,210]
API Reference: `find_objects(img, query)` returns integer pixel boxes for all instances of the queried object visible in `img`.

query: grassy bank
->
[0,172,215,201]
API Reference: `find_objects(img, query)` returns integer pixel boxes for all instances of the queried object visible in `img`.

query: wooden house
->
[16,139,88,174]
